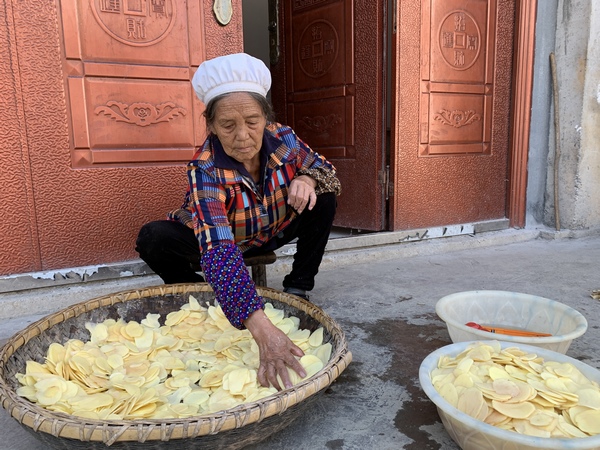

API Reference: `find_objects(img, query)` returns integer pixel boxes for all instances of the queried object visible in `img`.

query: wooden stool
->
[243,251,277,286]
[190,251,277,287]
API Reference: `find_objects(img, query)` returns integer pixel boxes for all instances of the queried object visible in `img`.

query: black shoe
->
[283,287,310,301]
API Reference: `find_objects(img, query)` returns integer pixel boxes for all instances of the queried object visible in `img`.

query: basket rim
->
[0,283,352,445]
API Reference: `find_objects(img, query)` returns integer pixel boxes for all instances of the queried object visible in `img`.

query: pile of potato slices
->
[15,296,332,420]
[431,341,600,438]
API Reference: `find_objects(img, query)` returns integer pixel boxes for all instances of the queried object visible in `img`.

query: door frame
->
[508,0,537,228]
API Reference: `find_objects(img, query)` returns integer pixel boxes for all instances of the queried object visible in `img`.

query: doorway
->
[243,0,388,232]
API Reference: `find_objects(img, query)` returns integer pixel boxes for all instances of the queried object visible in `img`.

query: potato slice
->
[577,388,600,409]
[46,343,66,366]
[439,382,459,408]
[454,357,474,376]
[25,361,51,376]
[16,385,38,402]
[264,303,284,325]
[488,366,511,381]
[225,368,252,395]
[72,392,114,411]
[276,318,295,335]
[134,328,155,350]
[492,379,520,397]
[476,382,512,402]
[454,373,474,389]
[165,310,190,327]
[214,335,233,352]
[556,414,590,437]
[141,313,161,329]
[289,329,310,343]
[573,409,600,434]
[300,354,324,379]
[199,370,225,388]
[314,342,332,365]
[128,402,157,418]
[125,321,144,338]
[466,345,492,362]
[86,323,108,343]
[34,376,69,406]
[457,387,488,421]
[167,386,192,404]
[528,410,557,427]
[513,418,551,438]
[207,388,238,412]
[505,380,536,403]
[187,295,202,311]
[308,328,324,348]
[485,409,510,426]
[183,389,210,406]
[242,351,259,368]
[492,400,536,419]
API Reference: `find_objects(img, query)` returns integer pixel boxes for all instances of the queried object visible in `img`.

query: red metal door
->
[271,0,386,231]
[390,0,514,230]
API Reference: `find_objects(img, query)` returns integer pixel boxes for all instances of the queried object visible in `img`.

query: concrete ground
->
[1,229,599,449]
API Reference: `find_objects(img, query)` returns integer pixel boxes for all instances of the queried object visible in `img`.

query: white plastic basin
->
[435,290,588,354]
[419,340,600,450]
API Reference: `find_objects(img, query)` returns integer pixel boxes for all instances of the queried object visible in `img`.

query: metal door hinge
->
[268,0,280,65]
[379,166,393,200]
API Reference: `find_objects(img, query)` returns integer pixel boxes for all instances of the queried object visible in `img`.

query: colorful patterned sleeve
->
[201,243,264,329]
[188,161,263,329]
[187,161,236,252]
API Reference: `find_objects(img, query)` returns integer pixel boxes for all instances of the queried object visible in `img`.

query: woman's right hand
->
[244,309,307,390]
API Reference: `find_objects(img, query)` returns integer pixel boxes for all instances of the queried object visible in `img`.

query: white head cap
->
[191,53,272,105]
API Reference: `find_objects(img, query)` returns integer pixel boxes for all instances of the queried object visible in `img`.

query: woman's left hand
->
[288,175,317,214]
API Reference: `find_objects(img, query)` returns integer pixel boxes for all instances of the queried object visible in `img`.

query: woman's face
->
[209,92,267,165]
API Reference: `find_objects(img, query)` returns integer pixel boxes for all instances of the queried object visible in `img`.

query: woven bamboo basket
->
[0,283,352,449]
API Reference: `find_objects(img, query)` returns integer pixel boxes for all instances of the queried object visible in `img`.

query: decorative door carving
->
[61,0,206,167]
[420,1,493,156]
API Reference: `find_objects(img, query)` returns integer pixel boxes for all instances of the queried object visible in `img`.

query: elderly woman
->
[135,53,341,390]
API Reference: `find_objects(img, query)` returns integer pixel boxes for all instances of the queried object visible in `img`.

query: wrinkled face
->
[209,92,267,165]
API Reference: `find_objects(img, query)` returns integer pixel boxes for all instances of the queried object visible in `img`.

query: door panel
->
[273,0,385,230]
[61,0,205,168]
[391,0,514,230]
[421,0,493,156]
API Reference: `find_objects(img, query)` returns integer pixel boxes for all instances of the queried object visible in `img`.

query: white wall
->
[548,0,600,230]
[574,1,600,227]
[527,0,558,228]
[530,0,600,231]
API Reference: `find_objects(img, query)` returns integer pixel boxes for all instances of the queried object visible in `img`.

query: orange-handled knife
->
[465,322,552,337]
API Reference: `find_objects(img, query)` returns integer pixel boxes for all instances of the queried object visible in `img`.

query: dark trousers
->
[135,192,336,291]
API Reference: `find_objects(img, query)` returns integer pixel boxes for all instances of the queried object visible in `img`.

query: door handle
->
[268,0,279,65]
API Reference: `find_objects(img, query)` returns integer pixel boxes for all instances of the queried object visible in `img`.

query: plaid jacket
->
[167,122,339,328]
